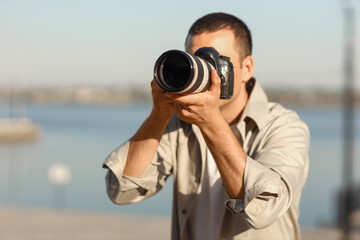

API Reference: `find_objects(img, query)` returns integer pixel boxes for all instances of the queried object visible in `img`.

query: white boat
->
[0,118,40,142]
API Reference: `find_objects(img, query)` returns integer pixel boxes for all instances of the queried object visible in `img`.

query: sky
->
[0,0,359,90]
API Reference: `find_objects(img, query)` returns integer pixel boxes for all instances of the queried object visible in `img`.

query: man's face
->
[185,29,250,109]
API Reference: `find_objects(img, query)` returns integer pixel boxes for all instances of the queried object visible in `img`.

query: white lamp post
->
[48,164,71,209]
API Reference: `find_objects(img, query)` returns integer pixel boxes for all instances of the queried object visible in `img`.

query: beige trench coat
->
[103,79,310,240]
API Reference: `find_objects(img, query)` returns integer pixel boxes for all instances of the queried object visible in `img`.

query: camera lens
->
[154,50,212,95]
[162,52,192,89]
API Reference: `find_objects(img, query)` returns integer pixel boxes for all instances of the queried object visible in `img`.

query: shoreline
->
[1,86,360,108]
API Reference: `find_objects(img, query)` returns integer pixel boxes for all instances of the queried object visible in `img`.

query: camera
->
[153,47,234,99]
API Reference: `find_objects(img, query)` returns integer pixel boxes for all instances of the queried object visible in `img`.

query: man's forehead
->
[186,30,241,64]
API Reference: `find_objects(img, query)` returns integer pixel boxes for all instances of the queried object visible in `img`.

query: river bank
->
[1,85,359,107]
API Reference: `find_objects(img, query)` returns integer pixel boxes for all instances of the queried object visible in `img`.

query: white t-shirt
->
[189,148,225,240]
[189,125,241,239]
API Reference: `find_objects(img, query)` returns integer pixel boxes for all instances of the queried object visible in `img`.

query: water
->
[0,103,359,227]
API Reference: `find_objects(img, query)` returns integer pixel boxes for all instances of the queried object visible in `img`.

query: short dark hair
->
[186,12,252,62]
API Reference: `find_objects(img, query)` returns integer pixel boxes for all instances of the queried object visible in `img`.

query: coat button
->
[182,209,187,214]
[195,178,200,183]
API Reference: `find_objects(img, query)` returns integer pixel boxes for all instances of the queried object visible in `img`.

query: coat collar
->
[237,78,269,130]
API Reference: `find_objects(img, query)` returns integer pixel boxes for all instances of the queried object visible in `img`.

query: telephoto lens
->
[153,50,214,95]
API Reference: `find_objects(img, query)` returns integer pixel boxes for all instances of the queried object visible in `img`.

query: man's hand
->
[166,70,222,127]
[151,80,174,120]
[167,70,246,198]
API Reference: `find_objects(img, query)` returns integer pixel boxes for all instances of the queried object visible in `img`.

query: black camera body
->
[194,47,234,99]
[153,47,234,99]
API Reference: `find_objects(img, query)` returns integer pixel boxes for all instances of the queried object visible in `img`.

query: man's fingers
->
[151,80,162,91]
[165,70,220,105]
[208,69,221,94]
[166,92,201,105]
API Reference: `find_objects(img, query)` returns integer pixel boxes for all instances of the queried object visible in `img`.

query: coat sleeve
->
[102,126,174,205]
[225,111,310,229]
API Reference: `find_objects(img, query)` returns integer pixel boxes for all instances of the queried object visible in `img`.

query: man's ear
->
[241,56,254,82]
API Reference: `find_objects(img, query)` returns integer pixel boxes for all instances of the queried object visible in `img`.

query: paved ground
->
[0,206,359,240]
[0,206,171,240]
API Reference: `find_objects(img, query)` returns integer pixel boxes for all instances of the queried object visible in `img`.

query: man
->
[103,12,309,240]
